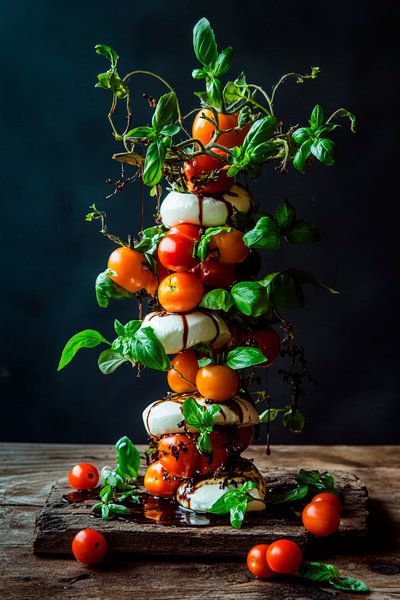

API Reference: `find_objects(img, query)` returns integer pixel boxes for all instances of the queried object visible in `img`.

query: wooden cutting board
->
[33,467,368,557]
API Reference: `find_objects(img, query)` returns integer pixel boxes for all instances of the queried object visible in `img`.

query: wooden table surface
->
[1,444,399,599]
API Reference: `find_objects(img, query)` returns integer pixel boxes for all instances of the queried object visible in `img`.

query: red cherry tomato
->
[169,224,202,241]
[266,539,303,574]
[68,464,99,490]
[72,529,107,565]
[302,501,340,537]
[157,233,199,272]
[247,544,275,579]
[192,109,250,149]
[158,434,198,479]
[196,431,230,475]
[195,258,235,288]
[241,327,281,367]
[311,492,342,515]
[232,426,253,452]
[144,461,181,497]
[184,151,233,194]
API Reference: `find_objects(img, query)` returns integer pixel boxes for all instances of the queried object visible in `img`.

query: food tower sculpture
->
[59,18,355,528]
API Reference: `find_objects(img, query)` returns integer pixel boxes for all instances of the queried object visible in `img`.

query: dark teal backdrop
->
[1,1,399,444]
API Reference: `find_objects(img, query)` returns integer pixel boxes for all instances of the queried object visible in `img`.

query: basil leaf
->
[238,105,252,127]
[152,92,177,131]
[209,490,236,514]
[109,503,131,515]
[282,408,305,432]
[243,117,277,149]
[134,225,167,254]
[114,319,126,337]
[223,72,249,104]
[226,346,267,369]
[192,68,208,80]
[196,227,233,262]
[267,484,309,504]
[329,108,357,133]
[198,431,212,455]
[330,577,368,592]
[133,326,171,371]
[95,270,133,308]
[125,126,155,139]
[297,469,335,491]
[100,467,124,488]
[124,320,142,336]
[182,397,204,430]
[160,124,181,137]
[231,281,269,317]
[143,139,166,187]
[230,497,247,529]
[193,18,218,68]
[286,220,320,244]
[98,350,129,374]
[309,104,324,129]
[206,77,223,110]
[293,139,313,173]
[284,269,339,295]
[292,127,311,145]
[95,44,119,68]
[115,436,141,481]
[299,562,340,582]
[58,330,109,371]
[259,408,284,422]
[241,480,257,493]
[99,485,113,501]
[199,289,234,312]
[212,47,233,77]
[101,504,110,520]
[248,142,276,163]
[262,273,304,309]
[203,404,221,426]
[198,357,213,368]
[311,138,335,166]
[243,215,280,250]
[274,198,296,231]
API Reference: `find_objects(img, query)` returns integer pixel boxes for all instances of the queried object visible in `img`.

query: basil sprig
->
[196,226,233,262]
[266,469,336,505]
[182,397,221,455]
[227,116,277,177]
[299,562,368,593]
[209,480,257,529]
[57,330,111,371]
[95,44,129,99]
[95,269,134,308]
[260,406,305,433]
[134,225,167,255]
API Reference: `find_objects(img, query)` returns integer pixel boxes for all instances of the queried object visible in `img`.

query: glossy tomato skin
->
[158,272,204,312]
[72,529,107,565]
[68,464,99,490]
[195,258,235,288]
[167,350,199,393]
[108,246,157,295]
[157,233,198,272]
[302,501,340,537]
[169,224,202,241]
[196,365,238,402]
[209,229,249,265]
[144,461,181,497]
[247,544,274,579]
[196,431,230,475]
[192,109,250,149]
[241,327,281,367]
[158,434,198,479]
[184,152,233,194]
[266,539,303,574]
[311,492,342,515]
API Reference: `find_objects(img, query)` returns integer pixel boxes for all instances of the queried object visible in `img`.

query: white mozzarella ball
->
[160,191,229,228]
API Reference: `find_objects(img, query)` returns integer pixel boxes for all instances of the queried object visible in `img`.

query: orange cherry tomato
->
[167,350,199,393]
[302,501,340,537]
[72,529,107,565]
[192,109,250,149]
[169,224,202,241]
[107,246,157,295]
[241,327,281,367]
[158,434,198,479]
[144,461,181,497]
[68,463,99,490]
[183,151,233,194]
[209,229,249,265]
[311,492,342,515]
[247,544,275,579]
[195,365,238,401]
[266,539,303,574]
[196,431,230,475]
[158,272,204,312]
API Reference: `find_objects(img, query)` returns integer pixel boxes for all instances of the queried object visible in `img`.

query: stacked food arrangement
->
[59,18,356,528]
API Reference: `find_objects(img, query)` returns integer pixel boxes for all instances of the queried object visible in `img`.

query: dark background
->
[1,0,399,445]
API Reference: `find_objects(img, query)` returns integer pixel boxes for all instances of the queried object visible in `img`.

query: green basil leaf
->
[109,503,131,515]
[329,108,357,133]
[114,319,125,337]
[101,503,110,520]
[248,142,276,163]
[151,92,177,131]
[92,502,102,511]
[293,139,313,173]
[95,270,133,308]
[199,289,234,312]
[297,469,335,491]
[299,562,340,582]
[203,403,221,425]
[196,226,233,262]
[58,330,109,371]
[160,124,181,137]
[124,320,142,336]
[98,350,129,374]
[292,127,311,145]
[286,220,320,244]
[311,138,335,166]
[317,124,339,135]
[192,68,208,80]
[125,126,155,139]
[212,47,233,77]
[309,104,324,129]
[223,72,249,104]
[330,577,369,592]
[95,44,119,68]
[243,216,280,250]
[193,17,218,68]
[240,480,257,493]
[230,497,247,529]
[134,225,167,254]
[108,72,129,99]
[226,346,267,369]
[243,116,277,149]
[198,357,213,368]
[197,431,212,455]
[182,397,204,430]
[100,467,124,488]
[133,326,171,371]
[231,281,269,317]
[238,105,252,128]
[115,436,141,481]
[96,71,112,90]
[263,273,304,309]
[259,408,284,423]
[99,485,112,500]
[143,139,166,187]
[284,269,339,295]
[206,77,223,110]
[282,408,305,432]
[267,484,309,504]
[274,199,296,231]
[209,490,236,514]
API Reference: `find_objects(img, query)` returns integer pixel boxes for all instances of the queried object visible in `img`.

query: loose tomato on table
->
[247,544,275,579]
[107,246,157,295]
[302,501,340,537]
[72,529,107,565]
[266,539,303,574]
[192,109,250,149]
[196,365,238,402]
[167,350,199,393]
[158,272,204,312]
[158,434,198,478]
[208,229,249,265]
[241,327,281,367]
[196,431,230,475]
[311,492,342,515]
[144,461,181,497]
[157,232,199,272]
[194,257,235,288]
[68,463,99,490]
[184,151,233,194]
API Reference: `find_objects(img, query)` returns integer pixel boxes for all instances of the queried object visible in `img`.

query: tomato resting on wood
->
[72,529,107,565]
[68,463,99,490]
[158,272,204,312]
[302,501,341,537]
[157,232,199,272]
[144,461,181,497]
[247,544,275,579]
[158,434,198,478]
[266,539,303,574]
[192,109,250,149]
[108,246,157,295]
[241,327,281,367]
[184,151,233,194]
[167,350,199,393]
[196,365,238,402]
[311,492,343,515]
[208,229,249,265]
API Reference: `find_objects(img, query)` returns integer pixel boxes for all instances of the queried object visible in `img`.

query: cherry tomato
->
[196,431,230,475]
[247,544,275,579]
[72,529,107,565]
[232,426,253,452]
[68,463,99,490]
[158,434,198,478]
[209,229,249,265]
[169,223,202,241]
[302,501,340,537]
[184,151,233,194]
[266,539,303,574]
[157,233,199,272]
[108,246,157,295]
[167,350,199,393]
[194,258,235,288]
[311,492,342,515]
[144,461,181,497]
[241,327,281,367]
[158,272,204,312]
[192,109,250,149]
[196,365,238,402]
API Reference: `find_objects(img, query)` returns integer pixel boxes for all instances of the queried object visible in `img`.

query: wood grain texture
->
[1,444,400,600]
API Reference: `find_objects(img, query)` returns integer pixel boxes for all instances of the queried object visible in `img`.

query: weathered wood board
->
[33,467,368,557]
